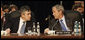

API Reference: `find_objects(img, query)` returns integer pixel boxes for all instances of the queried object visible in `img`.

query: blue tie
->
[20,22,26,34]
[59,20,67,31]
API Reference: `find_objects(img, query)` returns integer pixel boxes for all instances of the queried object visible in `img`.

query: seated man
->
[4,5,33,34]
[44,4,82,34]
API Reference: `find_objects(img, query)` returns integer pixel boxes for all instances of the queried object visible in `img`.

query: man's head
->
[9,4,18,12]
[3,5,9,13]
[20,5,31,21]
[74,1,84,14]
[52,4,64,19]
[72,4,84,14]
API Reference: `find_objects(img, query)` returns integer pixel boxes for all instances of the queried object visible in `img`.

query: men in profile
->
[44,4,82,34]
[5,5,33,34]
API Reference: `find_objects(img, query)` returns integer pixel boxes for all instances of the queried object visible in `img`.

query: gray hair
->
[20,5,30,14]
[53,4,64,12]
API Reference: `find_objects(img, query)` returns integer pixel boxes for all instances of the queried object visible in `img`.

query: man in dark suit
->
[5,5,33,34]
[44,4,82,33]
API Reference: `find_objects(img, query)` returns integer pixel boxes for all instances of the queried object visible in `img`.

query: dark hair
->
[9,4,18,10]
[72,4,82,11]
[2,4,9,11]
[19,5,30,14]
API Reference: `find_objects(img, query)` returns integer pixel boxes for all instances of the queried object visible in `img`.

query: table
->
[1,33,84,39]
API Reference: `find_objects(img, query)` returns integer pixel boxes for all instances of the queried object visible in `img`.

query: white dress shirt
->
[59,15,70,31]
[17,17,26,34]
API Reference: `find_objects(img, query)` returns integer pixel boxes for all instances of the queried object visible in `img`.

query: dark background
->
[1,1,74,33]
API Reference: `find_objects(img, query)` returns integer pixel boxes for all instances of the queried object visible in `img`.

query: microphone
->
[52,20,58,30]
[45,15,50,21]
[45,15,58,30]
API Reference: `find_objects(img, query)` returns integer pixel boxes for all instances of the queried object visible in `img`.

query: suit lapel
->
[11,17,20,33]
[17,19,20,31]
[64,15,72,31]
[52,19,62,31]
[56,20,62,31]
[24,21,32,33]
[64,16,69,27]
[25,22,28,33]
[14,17,20,33]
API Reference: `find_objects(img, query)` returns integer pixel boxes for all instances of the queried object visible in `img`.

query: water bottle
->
[74,21,79,36]
[78,22,81,36]
[33,22,36,33]
[37,22,40,36]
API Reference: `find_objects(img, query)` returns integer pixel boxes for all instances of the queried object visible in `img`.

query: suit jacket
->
[1,19,3,30]
[5,17,33,33]
[1,13,10,30]
[49,11,82,31]
[10,11,20,18]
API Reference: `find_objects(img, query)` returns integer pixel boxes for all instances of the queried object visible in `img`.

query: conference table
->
[1,33,84,39]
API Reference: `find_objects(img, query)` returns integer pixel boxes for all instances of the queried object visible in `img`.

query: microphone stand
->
[52,20,58,30]
[48,15,58,30]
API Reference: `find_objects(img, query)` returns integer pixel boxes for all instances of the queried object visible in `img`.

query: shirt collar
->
[20,17,25,23]
[59,15,65,21]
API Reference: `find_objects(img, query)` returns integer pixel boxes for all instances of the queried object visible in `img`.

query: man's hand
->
[44,28,50,34]
[5,28,11,34]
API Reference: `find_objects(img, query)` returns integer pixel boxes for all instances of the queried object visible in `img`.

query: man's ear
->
[59,10,62,14]
[21,12,25,15]
[21,13,25,17]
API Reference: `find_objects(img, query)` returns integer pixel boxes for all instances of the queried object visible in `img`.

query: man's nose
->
[52,13,55,16]
[29,15,31,18]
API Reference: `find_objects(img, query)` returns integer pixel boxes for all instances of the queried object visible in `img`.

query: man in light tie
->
[5,5,33,34]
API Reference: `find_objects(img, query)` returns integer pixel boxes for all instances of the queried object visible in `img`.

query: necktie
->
[59,20,67,31]
[20,22,26,34]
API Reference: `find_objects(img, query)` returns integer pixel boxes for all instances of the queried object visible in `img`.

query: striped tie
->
[59,20,67,31]
[20,22,26,34]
